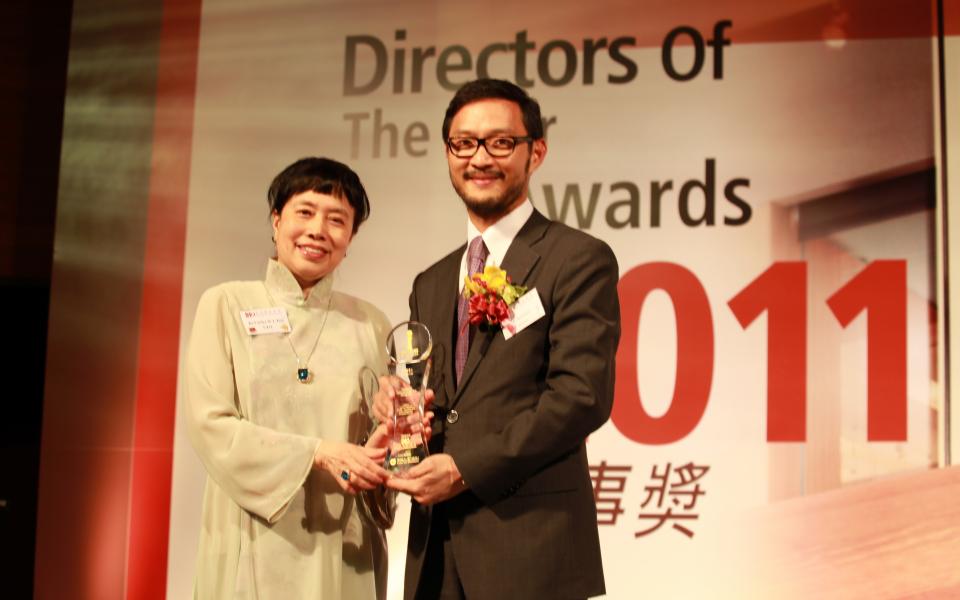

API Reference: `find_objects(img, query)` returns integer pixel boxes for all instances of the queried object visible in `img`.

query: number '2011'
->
[613,261,906,444]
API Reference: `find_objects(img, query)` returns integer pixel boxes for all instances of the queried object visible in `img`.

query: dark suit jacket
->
[403,210,621,600]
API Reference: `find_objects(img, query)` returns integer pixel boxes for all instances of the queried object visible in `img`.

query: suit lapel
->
[453,211,550,401]
[432,251,461,407]
[497,210,548,288]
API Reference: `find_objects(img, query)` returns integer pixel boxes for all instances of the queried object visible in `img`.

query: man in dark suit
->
[376,78,620,600]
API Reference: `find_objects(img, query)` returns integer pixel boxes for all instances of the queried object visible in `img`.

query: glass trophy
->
[384,321,432,475]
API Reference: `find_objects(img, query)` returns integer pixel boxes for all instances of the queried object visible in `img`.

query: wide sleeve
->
[184,286,321,523]
[454,239,621,504]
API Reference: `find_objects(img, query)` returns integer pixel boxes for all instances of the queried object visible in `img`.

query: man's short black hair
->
[442,78,543,141]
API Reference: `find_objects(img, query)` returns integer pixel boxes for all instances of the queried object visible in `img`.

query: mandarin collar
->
[264,259,334,308]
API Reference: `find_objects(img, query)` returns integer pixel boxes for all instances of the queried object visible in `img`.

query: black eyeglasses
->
[446,135,534,158]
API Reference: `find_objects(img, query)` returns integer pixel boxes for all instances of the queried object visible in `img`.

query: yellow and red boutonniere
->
[462,266,527,333]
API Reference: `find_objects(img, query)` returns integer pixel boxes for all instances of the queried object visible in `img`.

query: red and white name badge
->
[239,307,291,335]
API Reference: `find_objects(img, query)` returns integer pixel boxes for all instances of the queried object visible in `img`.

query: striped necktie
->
[455,236,489,384]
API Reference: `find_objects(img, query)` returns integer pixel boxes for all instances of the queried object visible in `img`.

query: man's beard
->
[451,157,531,221]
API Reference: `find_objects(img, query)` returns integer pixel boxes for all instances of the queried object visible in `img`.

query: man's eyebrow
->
[449,128,515,136]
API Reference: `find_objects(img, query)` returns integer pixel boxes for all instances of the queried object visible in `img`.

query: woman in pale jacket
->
[185,157,400,599]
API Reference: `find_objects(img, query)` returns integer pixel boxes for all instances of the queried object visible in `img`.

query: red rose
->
[463,270,524,331]
[468,295,488,325]
[489,298,509,324]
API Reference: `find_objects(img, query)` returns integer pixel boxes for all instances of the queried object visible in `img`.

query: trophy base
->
[384,445,428,475]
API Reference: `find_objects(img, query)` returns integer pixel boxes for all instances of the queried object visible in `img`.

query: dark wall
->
[0,0,73,598]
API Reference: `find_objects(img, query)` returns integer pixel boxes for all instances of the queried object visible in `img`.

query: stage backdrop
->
[33,0,960,599]
[165,0,947,597]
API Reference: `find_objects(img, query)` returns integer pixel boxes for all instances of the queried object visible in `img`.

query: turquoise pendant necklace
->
[264,283,332,384]
[297,365,311,383]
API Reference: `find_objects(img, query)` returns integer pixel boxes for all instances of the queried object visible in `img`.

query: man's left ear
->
[530,138,547,172]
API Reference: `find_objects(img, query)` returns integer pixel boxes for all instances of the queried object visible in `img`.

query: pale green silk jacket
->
[185,259,390,599]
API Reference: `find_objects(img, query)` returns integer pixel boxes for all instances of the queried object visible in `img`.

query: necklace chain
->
[263,282,333,383]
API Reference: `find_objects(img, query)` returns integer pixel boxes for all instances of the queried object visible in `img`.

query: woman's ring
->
[340,470,350,481]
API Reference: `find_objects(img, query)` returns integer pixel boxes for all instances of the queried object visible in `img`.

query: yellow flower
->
[463,275,483,298]
[462,265,527,308]
[481,266,508,294]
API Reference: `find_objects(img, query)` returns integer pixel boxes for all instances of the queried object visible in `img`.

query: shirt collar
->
[460,200,533,292]
[465,199,533,267]
[264,258,334,308]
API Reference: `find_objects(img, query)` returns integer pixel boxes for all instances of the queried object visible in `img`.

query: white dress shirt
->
[457,199,534,293]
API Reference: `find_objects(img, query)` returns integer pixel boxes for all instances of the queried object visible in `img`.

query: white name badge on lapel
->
[239,307,291,335]
[502,288,545,340]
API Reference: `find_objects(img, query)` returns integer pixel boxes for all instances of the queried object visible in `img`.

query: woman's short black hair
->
[267,157,370,234]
